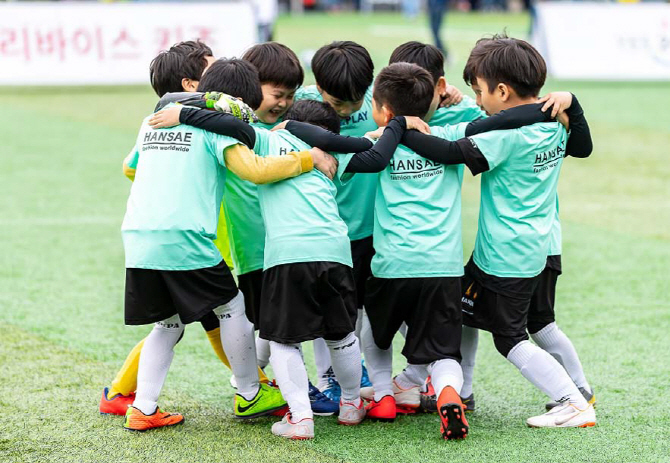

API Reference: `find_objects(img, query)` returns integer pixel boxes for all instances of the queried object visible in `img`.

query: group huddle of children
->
[99,35,597,440]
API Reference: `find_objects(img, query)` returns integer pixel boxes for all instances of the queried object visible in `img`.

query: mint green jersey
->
[122,109,240,270]
[222,120,279,276]
[469,122,568,278]
[295,85,378,240]
[548,196,562,256]
[252,127,353,269]
[371,123,469,279]
[429,95,486,126]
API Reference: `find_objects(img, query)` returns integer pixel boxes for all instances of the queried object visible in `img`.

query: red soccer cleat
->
[99,387,135,416]
[436,386,469,440]
[365,395,397,422]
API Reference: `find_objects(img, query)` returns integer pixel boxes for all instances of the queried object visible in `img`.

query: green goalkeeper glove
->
[176,92,258,123]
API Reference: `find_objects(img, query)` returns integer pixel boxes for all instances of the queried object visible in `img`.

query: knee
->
[527,317,554,335]
[493,332,528,357]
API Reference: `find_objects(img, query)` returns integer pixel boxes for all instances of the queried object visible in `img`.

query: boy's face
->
[471,76,509,116]
[256,84,297,125]
[318,87,364,119]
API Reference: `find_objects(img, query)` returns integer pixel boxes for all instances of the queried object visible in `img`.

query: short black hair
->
[463,34,546,98]
[242,42,304,90]
[149,40,213,97]
[372,63,435,118]
[389,41,444,85]
[197,59,263,110]
[312,41,373,102]
[284,100,341,134]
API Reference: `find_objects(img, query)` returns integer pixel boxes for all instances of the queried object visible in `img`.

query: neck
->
[502,95,537,110]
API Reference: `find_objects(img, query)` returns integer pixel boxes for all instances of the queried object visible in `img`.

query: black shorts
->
[259,262,357,343]
[238,269,263,329]
[351,236,375,309]
[365,276,462,365]
[124,260,238,326]
[527,256,561,334]
[460,259,539,337]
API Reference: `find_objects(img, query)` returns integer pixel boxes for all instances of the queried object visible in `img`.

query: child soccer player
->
[120,58,337,431]
[399,35,596,428]
[100,41,274,418]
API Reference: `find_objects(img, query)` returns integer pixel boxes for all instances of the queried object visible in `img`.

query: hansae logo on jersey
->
[389,157,444,181]
[533,141,565,174]
[142,130,193,153]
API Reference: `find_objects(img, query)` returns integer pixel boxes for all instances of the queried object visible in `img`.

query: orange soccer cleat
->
[436,386,469,440]
[365,395,397,422]
[99,387,135,416]
[123,406,184,432]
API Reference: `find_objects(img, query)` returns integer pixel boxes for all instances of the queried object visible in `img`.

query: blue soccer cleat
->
[321,377,342,404]
[309,382,339,416]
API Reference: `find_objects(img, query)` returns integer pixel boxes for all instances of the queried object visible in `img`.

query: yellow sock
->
[205,328,269,384]
[109,338,145,397]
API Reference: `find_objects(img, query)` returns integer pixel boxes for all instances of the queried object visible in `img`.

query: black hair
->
[311,41,373,102]
[197,58,264,110]
[389,41,444,85]
[149,40,213,97]
[242,42,304,89]
[372,63,435,118]
[284,100,341,134]
[463,34,546,98]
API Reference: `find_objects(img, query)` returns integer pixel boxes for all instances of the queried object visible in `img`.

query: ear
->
[181,78,198,92]
[316,84,323,95]
[497,83,511,102]
[436,76,447,97]
[382,105,395,125]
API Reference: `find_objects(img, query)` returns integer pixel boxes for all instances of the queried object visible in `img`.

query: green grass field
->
[2,11,670,463]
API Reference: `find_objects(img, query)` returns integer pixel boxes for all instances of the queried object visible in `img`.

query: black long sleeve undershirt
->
[562,95,592,158]
[284,120,373,154]
[154,92,201,112]
[179,107,256,149]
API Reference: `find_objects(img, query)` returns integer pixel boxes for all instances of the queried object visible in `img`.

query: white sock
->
[395,364,428,389]
[460,326,479,398]
[531,322,591,394]
[213,291,259,401]
[428,359,464,397]
[359,313,393,401]
[256,337,271,369]
[134,314,184,415]
[507,340,588,409]
[313,337,333,390]
[270,341,312,421]
[325,332,362,406]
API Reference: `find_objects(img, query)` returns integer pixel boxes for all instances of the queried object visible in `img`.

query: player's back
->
[372,124,468,279]
[253,128,351,270]
[471,121,568,278]
[122,108,239,271]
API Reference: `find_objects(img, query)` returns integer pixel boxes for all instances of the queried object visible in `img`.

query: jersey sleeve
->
[467,129,516,171]
[294,85,321,102]
[430,122,469,141]
[335,152,356,184]
[124,145,140,169]
[211,133,243,167]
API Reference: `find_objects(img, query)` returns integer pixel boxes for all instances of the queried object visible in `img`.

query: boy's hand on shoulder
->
[538,91,573,118]
[404,116,431,135]
[271,121,289,131]
[310,147,338,180]
[364,127,385,140]
[439,84,463,107]
[149,106,182,129]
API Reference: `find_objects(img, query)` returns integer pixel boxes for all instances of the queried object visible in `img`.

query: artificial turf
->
[1,10,669,463]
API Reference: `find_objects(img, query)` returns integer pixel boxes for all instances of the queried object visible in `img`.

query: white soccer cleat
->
[392,379,421,409]
[527,403,596,428]
[338,399,366,425]
[360,386,374,402]
[271,413,315,440]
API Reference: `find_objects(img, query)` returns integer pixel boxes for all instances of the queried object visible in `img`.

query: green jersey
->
[429,95,486,126]
[371,123,469,279]
[548,196,562,256]
[469,122,568,278]
[252,127,353,269]
[222,120,279,275]
[122,107,240,270]
[295,85,378,240]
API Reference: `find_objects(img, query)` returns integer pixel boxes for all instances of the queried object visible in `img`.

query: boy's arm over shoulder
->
[223,143,314,185]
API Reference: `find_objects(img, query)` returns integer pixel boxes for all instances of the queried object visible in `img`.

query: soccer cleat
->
[321,377,342,403]
[360,386,374,402]
[234,382,287,419]
[545,387,595,411]
[309,382,340,416]
[392,379,421,409]
[437,386,469,440]
[361,360,372,388]
[366,395,397,422]
[99,387,135,416]
[338,399,366,426]
[419,393,437,414]
[123,406,184,432]
[461,393,476,413]
[527,402,596,428]
[271,413,314,440]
